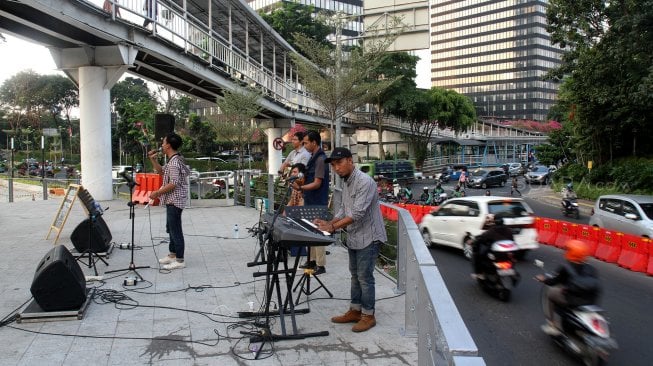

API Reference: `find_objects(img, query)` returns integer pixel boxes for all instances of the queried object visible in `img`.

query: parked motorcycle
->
[562,198,580,219]
[536,262,618,366]
[474,239,521,301]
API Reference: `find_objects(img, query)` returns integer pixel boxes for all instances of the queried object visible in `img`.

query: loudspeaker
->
[70,215,112,253]
[154,113,175,142]
[30,245,86,311]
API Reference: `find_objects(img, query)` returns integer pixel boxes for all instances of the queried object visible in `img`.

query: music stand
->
[75,187,108,276]
[284,206,333,304]
[105,170,150,281]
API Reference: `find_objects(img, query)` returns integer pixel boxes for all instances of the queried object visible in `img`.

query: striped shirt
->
[160,154,190,209]
[335,167,387,249]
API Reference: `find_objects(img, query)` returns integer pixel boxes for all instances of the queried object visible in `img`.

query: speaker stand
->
[75,212,108,276]
[105,178,149,280]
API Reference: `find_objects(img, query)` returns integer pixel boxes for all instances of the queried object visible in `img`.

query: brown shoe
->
[352,314,376,332]
[331,309,362,324]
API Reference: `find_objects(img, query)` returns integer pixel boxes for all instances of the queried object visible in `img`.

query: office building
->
[430,1,562,121]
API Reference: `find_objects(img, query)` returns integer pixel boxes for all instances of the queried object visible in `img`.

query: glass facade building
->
[248,0,363,40]
[430,1,562,121]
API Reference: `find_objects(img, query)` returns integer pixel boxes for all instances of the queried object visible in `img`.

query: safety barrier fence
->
[534,217,652,276]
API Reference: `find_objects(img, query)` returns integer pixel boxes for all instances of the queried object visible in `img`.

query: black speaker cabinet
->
[70,215,112,253]
[30,245,86,311]
[154,113,175,142]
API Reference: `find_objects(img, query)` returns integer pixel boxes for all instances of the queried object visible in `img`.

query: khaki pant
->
[544,285,567,324]
[310,246,326,267]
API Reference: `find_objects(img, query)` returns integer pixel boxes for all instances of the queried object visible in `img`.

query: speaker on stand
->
[30,245,87,312]
[154,113,175,143]
[70,215,112,254]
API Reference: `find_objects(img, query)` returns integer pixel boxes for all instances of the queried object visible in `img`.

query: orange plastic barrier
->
[648,240,653,276]
[132,173,162,204]
[617,234,649,272]
[575,225,600,256]
[594,230,622,263]
[537,218,558,246]
[554,222,578,248]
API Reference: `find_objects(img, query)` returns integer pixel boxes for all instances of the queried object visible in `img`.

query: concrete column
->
[266,127,283,175]
[79,66,113,201]
[51,45,136,201]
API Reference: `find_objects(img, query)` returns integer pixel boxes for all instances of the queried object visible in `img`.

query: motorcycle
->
[536,262,618,366]
[433,192,448,206]
[562,198,580,219]
[474,239,521,301]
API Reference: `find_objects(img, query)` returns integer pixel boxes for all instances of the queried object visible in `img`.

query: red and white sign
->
[273,137,285,151]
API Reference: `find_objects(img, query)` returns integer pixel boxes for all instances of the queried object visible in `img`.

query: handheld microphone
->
[287,173,304,182]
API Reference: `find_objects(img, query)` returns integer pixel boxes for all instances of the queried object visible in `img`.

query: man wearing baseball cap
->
[315,147,387,332]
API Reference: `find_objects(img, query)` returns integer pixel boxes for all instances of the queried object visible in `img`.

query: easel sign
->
[46,184,81,244]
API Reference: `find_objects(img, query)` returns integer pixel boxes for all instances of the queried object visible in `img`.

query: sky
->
[0,34,63,83]
[0,33,431,89]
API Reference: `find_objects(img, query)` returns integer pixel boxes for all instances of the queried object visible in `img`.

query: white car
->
[419,196,539,259]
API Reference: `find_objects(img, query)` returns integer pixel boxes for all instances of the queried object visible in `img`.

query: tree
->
[291,13,405,148]
[546,0,653,162]
[369,52,419,160]
[259,1,332,53]
[187,114,216,155]
[110,78,157,162]
[402,88,476,167]
[212,87,263,167]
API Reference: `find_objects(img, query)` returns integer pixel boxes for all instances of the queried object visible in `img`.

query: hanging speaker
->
[70,216,112,253]
[155,113,175,142]
[30,245,86,311]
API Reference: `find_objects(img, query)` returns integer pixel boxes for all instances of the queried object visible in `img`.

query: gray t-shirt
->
[285,146,311,167]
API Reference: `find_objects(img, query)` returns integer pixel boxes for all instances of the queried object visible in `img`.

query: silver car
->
[589,195,653,237]
[524,165,551,185]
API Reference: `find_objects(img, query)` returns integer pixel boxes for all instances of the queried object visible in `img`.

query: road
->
[413,179,653,365]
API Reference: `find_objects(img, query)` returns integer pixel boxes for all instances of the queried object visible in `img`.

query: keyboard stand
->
[283,206,334,304]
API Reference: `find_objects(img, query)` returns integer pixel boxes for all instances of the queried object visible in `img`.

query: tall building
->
[430,1,562,121]
[247,0,363,41]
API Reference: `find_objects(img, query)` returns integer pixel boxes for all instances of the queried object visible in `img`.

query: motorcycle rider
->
[535,240,601,336]
[452,185,463,198]
[471,213,514,280]
[419,187,432,204]
[561,183,577,210]
[433,183,444,196]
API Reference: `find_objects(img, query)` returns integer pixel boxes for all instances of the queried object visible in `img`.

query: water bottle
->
[233,224,239,239]
[93,201,103,215]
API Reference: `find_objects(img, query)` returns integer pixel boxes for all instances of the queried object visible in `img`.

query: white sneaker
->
[163,260,186,270]
[159,256,176,264]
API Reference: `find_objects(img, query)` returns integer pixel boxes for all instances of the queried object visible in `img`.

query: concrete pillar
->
[79,66,113,200]
[266,127,283,175]
[50,45,136,201]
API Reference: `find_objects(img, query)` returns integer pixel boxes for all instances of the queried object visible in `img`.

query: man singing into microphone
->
[148,132,190,270]
[287,163,306,207]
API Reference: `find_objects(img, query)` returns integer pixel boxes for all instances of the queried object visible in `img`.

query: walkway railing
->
[94,0,321,113]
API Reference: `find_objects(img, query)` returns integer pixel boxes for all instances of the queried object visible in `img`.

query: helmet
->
[423,187,429,191]
[567,183,573,190]
[436,183,442,188]
[565,239,590,263]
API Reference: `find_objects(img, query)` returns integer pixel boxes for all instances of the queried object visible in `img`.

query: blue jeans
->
[166,205,185,259]
[348,241,380,314]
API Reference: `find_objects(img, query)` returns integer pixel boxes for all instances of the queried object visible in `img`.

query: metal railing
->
[95,0,321,113]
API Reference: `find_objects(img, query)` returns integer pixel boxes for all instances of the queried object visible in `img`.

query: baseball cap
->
[325,147,353,163]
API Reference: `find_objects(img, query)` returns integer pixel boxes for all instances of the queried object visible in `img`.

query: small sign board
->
[46,184,81,244]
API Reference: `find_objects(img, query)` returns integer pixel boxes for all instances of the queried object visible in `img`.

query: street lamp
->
[41,136,45,180]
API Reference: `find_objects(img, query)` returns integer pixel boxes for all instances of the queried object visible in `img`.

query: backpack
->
[565,263,601,305]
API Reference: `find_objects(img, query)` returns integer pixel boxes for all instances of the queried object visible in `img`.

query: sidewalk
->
[0,198,417,365]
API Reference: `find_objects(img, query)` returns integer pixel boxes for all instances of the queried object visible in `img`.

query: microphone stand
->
[105,171,150,281]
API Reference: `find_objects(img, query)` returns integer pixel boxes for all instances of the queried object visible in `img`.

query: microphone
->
[287,173,304,183]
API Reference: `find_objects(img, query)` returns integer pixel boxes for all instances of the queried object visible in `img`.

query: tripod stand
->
[284,205,333,304]
[106,171,149,281]
[76,208,109,276]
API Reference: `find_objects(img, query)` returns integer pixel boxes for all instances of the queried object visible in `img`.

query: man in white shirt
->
[278,131,311,176]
